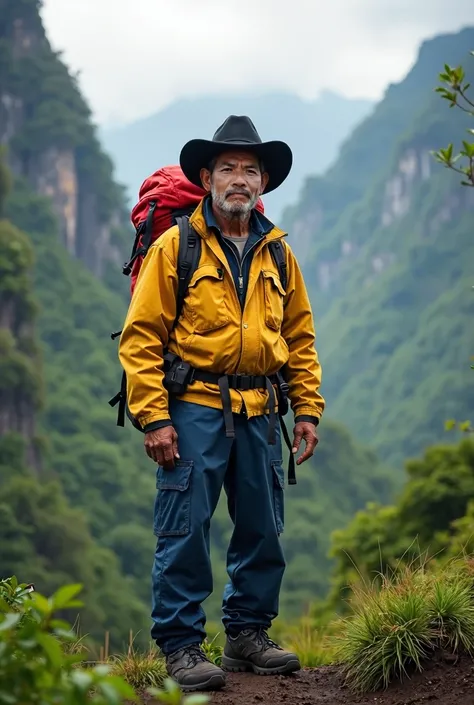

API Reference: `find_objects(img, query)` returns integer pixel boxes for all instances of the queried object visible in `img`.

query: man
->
[118,115,325,692]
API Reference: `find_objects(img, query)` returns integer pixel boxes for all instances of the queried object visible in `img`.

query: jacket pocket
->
[271,459,285,534]
[184,265,230,332]
[262,270,286,331]
[153,460,193,537]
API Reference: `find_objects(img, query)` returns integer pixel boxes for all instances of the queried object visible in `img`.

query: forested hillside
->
[285,27,474,469]
[0,0,393,650]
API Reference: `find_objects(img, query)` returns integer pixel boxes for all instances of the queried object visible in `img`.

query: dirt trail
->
[205,655,474,705]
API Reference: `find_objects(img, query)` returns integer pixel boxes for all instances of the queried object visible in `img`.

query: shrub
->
[0,576,209,704]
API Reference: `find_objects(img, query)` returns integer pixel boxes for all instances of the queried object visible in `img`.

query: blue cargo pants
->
[150,398,286,655]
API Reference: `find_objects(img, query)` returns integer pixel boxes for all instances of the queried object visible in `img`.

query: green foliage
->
[0,579,138,705]
[149,678,209,705]
[328,437,474,608]
[0,577,207,704]
[337,561,474,693]
[433,54,474,186]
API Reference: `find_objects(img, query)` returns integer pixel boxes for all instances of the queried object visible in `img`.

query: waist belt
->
[164,357,296,485]
[192,369,278,443]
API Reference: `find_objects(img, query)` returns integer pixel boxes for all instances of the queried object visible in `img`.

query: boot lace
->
[168,644,209,668]
[245,627,281,651]
[184,644,210,666]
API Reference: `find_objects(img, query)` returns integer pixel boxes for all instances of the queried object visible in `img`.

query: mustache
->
[225,188,251,198]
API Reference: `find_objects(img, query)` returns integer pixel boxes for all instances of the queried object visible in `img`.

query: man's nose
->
[232,172,247,187]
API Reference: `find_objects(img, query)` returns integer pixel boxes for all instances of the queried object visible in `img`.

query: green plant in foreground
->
[336,562,474,693]
[433,54,474,186]
[0,576,209,703]
[148,677,209,704]
[0,579,138,704]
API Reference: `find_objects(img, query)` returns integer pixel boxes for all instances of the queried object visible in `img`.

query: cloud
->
[41,0,474,125]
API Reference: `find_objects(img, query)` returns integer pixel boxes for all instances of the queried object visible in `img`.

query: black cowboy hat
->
[179,115,293,194]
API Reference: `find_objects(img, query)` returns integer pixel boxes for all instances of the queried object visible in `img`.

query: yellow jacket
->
[118,199,325,429]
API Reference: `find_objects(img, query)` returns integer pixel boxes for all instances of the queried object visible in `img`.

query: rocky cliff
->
[0,0,128,277]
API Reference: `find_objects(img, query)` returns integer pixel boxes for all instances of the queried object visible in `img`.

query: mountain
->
[282,26,474,469]
[100,91,374,222]
[0,0,392,647]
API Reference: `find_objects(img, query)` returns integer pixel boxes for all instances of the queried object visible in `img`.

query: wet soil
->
[206,654,474,705]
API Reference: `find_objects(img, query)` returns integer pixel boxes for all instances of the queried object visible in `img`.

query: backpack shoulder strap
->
[175,216,201,327]
[268,240,288,291]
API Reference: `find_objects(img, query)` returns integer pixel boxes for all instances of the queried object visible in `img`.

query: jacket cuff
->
[143,419,173,433]
[295,415,319,427]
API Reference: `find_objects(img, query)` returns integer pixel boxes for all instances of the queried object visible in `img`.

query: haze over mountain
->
[100,91,374,221]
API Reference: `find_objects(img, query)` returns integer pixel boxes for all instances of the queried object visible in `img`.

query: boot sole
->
[222,655,301,676]
[179,672,227,693]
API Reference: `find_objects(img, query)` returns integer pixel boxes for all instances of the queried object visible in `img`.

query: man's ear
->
[200,168,211,193]
[260,171,269,194]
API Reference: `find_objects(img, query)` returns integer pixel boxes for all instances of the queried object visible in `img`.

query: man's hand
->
[292,422,318,466]
[144,426,179,469]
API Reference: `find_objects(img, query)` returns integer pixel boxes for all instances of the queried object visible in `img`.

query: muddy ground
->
[204,654,474,705]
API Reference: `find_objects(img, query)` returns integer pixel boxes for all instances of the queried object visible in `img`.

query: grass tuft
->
[108,640,166,691]
[336,560,474,693]
[201,634,223,665]
[426,562,474,653]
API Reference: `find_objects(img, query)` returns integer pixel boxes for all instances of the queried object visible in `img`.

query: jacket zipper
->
[220,236,264,375]
[220,237,260,304]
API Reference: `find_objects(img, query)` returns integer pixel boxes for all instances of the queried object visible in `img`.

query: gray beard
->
[211,185,259,221]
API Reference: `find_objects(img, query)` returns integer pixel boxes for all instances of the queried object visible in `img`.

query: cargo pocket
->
[153,460,193,537]
[271,459,285,535]
[262,270,286,331]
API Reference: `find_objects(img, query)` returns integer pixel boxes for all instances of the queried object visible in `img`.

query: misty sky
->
[41,0,474,127]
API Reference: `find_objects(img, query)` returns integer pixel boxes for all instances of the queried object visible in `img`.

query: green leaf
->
[93,663,112,677]
[70,669,93,692]
[96,681,122,705]
[31,593,52,617]
[184,696,211,705]
[461,141,474,158]
[0,612,20,632]
[36,632,63,668]
[444,419,456,431]
[102,676,137,699]
[0,597,11,613]
[163,677,180,695]
[50,583,83,610]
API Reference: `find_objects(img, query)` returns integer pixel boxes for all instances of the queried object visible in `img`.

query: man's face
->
[200,151,269,217]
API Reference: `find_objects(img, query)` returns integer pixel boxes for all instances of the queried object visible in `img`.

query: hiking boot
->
[222,628,301,675]
[165,644,226,692]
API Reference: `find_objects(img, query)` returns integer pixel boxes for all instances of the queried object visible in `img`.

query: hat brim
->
[179,139,293,194]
